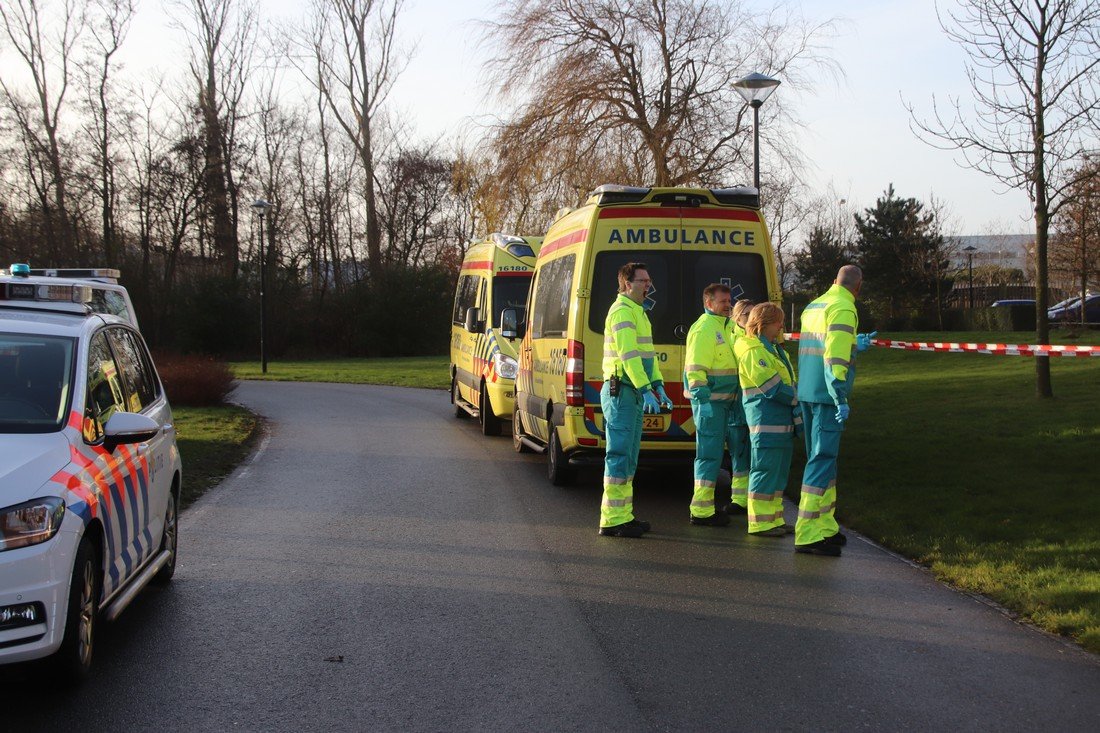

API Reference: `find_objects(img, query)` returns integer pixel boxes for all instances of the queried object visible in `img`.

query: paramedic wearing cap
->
[683,283,739,527]
[735,302,799,537]
[725,298,755,515]
[794,265,876,556]
[598,262,672,538]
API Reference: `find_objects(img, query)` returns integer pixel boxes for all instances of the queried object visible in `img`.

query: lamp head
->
[252,198,272,216]
[734,72,781,107]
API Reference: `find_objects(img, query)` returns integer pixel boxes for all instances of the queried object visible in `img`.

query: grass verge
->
[173,404,261,509]
[230,356,450,389]
[797,330,1100,653]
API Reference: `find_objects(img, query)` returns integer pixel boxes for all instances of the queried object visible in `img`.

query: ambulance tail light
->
[565,339,585,407]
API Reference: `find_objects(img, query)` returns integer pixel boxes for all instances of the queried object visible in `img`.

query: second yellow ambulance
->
[450,233,542,435]
[504,185,781,484]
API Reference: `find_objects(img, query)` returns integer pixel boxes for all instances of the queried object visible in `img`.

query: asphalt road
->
[4,380,1099,731]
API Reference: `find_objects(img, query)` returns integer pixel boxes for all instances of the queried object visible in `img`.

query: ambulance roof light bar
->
[490,232,537,259]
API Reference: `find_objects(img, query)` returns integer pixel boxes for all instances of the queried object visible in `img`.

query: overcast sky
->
[80,1,1048,234]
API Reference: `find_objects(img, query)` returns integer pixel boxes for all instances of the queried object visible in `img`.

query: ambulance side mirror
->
[501,307,524,340]
[464,306,481,333]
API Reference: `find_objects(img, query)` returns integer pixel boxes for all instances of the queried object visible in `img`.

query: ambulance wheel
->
[548,427,575,486]
[452,375,468,419]
[513,403,531,453]
[480,382,502,436]
[153,487,178,585]
[53,536,99,681]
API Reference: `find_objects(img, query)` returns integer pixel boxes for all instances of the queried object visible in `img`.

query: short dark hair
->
[702,283,731,303]
[618,262,648,292]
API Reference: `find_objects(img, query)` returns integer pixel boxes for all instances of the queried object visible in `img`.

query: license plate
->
[642,415,667,432]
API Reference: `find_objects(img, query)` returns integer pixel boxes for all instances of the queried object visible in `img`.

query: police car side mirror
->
[464,306,481,333]
[500,307,524,339]
[103,411,160,452]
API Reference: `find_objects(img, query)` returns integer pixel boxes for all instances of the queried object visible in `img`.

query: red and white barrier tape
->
[783,333,1100,357]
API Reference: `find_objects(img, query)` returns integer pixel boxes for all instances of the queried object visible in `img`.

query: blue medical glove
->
[835,403,850,424]
[642,391,662,414]
[856,331,878,353]
[655,384,673,411]
[696,401,714,421]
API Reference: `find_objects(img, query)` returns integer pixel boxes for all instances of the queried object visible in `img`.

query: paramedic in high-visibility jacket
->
[725,298,756,514]
[795,265,875,557]
[683,284,738,527]
[598,262,672,538]
[735,302,800,537]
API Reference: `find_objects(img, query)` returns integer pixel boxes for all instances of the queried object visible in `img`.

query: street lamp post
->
[252,198,272,374]
[733,72,781,192]
[963,245,977,309]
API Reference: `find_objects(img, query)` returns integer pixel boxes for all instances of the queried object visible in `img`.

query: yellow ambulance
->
[503,185,781,484]
[450,232,542,435]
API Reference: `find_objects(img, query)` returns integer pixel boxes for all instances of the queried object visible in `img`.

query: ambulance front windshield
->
[0,333,75,433]
[492,275,532,328]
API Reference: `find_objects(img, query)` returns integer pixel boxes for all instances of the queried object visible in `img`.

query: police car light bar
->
[1,281,93,304]
[29,267,121,283]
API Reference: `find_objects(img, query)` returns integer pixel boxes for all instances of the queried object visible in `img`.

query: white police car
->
[0,264,181,678]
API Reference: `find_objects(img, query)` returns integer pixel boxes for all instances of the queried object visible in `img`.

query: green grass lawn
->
[799,329,1100,653]
[230,356,450,389]
[173,405,261,509]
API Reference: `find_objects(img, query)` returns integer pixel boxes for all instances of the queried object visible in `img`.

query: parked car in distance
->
[990,299,1035,307]
[1051,293,1100,324]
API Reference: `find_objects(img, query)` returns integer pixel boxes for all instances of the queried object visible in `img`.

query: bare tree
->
[1051,155,1100,322]
[0,0,86,262]
[761,169,811,292]
[908,0,1100,397]
[288,0,407,277]
[171,0,257,277]
[81,0,135,266]
[482,0,838,189]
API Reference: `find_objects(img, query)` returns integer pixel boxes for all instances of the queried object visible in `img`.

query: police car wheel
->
[452,375,467,419]
[53,536,99,681]
[480,382,502,436]
[153,489,178,585]
[513,403,531,453]
[548,427,575,486]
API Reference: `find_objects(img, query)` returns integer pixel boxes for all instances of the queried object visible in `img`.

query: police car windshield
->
[0,334,75,433]
[492,275,532,328]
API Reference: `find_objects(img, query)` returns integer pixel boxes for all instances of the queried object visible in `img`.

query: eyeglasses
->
[632,278,651,284]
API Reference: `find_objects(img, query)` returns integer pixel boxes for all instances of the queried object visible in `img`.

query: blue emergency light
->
[10,263,30,277]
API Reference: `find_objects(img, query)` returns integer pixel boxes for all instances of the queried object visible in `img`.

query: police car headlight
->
[0,497,65,552]
[493,353,518,380]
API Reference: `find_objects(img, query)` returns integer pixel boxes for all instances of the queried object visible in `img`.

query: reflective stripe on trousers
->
[690,400,733,518]
[600,381,643,527]
[747,442,792,533]
[796,401,842,545]
[729,424,750,507]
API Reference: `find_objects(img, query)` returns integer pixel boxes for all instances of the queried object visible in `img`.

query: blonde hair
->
[732,299,755,325]
[745,302,784,338]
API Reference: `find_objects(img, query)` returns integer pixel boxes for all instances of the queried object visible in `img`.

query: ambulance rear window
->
[589,251,769,343]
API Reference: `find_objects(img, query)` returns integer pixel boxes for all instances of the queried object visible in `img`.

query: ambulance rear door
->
[679,204,774,316]
[587,205,687,443]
